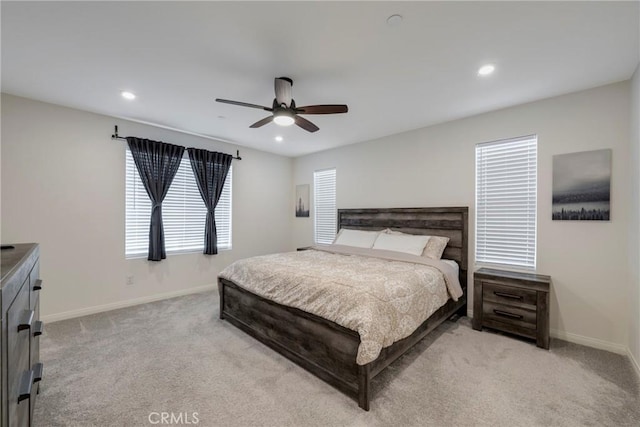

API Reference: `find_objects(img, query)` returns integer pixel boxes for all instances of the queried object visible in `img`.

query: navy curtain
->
[187,148,232,255]
[127,137,185,261]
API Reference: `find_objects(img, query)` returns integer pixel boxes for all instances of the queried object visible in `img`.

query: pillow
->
[422,236,450,260]
[382,229,450,259]
[333,229,380,248]
[382,228,404,236]
[372,233,430,256]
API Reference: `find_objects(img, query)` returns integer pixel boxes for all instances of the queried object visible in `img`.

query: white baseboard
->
[629,348,640,380]
[550,328,627,355]
[42,284,217,323]
[468,309,628,355]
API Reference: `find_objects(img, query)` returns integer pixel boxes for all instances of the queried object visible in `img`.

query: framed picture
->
[552,149,611,221]
[295,184,310,217]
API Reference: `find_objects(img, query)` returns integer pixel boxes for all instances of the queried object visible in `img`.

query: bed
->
[217,207,468,410]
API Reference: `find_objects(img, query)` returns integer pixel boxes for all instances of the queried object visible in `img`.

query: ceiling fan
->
[216,77,348,133]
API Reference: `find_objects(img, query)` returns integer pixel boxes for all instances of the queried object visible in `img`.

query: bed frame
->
[218,207,468,410]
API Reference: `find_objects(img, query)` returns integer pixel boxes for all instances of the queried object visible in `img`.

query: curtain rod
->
[110,125,242,160]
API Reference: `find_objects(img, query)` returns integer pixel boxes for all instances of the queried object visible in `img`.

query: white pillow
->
[372,233,430,256]
[382,229,449,259]
[333,229,380,248]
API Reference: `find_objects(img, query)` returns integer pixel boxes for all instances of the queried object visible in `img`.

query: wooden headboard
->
[337,207,469,288]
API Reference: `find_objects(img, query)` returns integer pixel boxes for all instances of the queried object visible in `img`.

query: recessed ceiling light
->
[121,91,136,100]
[387,14,403,26]
[478,64,495,76]
[275,136,283,142]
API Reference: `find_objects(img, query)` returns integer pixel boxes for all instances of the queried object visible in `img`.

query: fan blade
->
[249,116,274,128]
[294,115,319,133]
[274,77,293,107]
[295,104,348,114]
[216,98,272,111]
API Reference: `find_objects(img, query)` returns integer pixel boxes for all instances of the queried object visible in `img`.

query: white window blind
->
[314,168,336,244]
[476,135,537,269]
[126,150,232,258]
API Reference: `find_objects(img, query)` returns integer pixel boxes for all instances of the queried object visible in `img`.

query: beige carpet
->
[34,291,640,426]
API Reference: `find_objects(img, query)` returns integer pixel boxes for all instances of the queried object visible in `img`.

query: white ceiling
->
[2,1,638,157]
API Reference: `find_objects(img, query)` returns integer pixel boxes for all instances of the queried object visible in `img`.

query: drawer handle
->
[493,309,523,320]
[33,279,43,291]
[17,310,35,332]
[494,291,523,300]
[18,370,34,403]
[33,363,44,383]
[33,320,44,337]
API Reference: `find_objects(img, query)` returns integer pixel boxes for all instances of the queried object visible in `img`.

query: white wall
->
[630,65,640,372]
[1,94,293,320]
[294,82,631,353]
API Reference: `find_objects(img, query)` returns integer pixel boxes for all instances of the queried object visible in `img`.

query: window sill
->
[474,262,536,274]
[126,246,232,260]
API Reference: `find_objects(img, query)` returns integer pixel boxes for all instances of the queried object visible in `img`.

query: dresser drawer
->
[483,282,537,308]
[29,260,41,311]
[482,301,536,330]
[30,297,42,369]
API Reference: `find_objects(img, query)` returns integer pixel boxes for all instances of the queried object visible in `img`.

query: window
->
[475,135,537,269]
[126,151,232,258]
[314,168,336,244]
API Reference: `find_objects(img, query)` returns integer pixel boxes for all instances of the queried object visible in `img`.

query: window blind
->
[126,150,232,258]
[475,135,537,269]
[314,168,336,244]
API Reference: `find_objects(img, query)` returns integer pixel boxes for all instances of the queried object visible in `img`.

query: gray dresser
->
[1,244,43,426]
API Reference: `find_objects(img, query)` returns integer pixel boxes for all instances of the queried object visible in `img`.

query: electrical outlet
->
[126,275,134,286]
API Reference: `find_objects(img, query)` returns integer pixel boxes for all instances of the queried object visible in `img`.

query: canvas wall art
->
[552,149,611,221]
[295,184,310,217]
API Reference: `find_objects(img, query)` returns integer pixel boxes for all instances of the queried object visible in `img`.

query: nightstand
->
[472,268,551,349]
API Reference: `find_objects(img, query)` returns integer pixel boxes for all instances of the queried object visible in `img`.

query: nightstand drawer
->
[483,282,537,308]
[482,301,536,329]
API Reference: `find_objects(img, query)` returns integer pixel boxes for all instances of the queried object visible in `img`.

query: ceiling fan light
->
[273,111,295,126]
